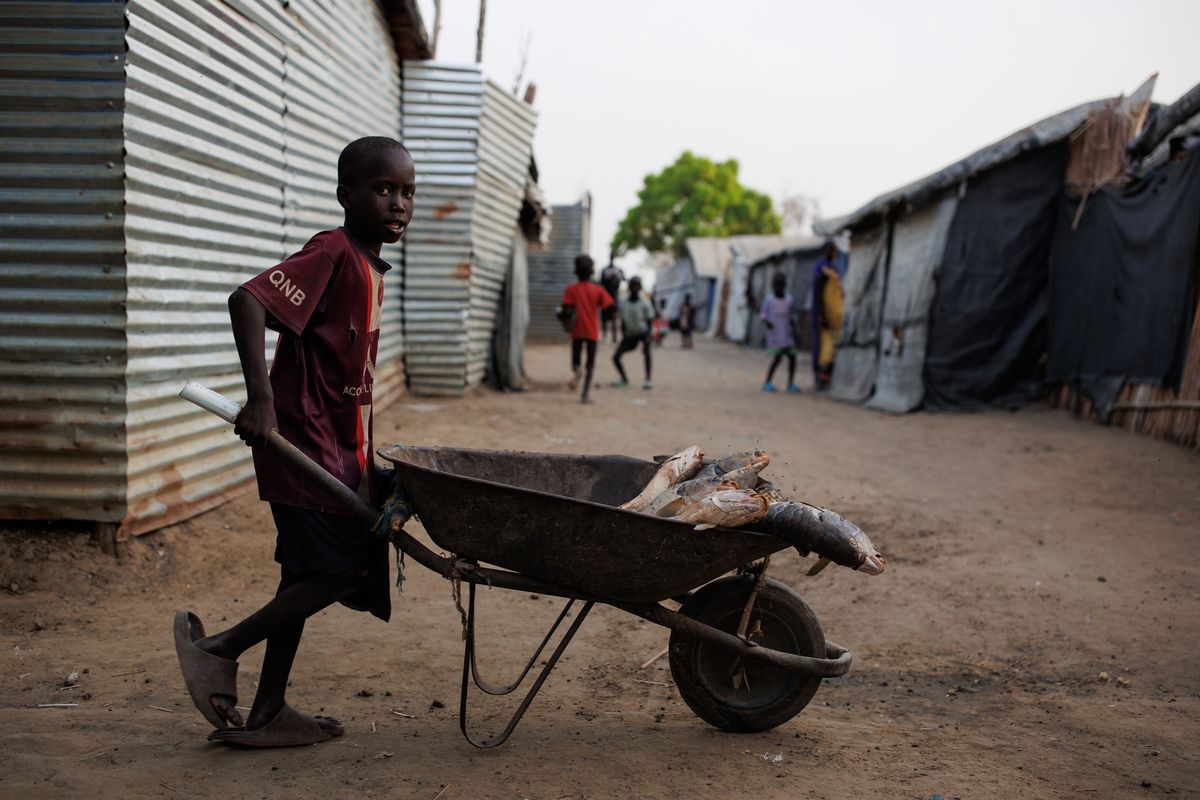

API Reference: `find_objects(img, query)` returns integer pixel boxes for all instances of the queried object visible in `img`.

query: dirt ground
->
[2,336,1198,799]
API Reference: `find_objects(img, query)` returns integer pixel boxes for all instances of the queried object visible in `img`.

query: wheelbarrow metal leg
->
[459,581,594,748]
[470,595,580,696]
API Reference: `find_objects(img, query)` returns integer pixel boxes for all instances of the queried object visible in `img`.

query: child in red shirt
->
[560,254,614,403]
[173,137,415,748]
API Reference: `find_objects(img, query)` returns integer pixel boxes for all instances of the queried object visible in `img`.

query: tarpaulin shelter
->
[818,78,1200,449]
[817,100,1110,412]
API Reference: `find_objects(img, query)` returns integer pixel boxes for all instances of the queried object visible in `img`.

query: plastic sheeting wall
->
[527,201,588,341]
[0,1,128,522]
[865,195,958,414]
[401,62,535,394]
[924,146,1067,410]
[829,226,889,403]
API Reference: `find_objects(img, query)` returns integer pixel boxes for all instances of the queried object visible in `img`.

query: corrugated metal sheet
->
[0,1,128,522]
[401,64,537,394]
[121,0,404,536]
[280,0,404,400]
[121,0,290,535]
[467,81,537,386]
[401,61,481,394]
[527,200,589,341]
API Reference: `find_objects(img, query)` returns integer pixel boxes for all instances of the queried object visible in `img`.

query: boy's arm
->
[228,287,276,448]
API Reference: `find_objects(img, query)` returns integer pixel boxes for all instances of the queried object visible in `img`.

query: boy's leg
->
[569,339,583,389]
[612,337,632,384]
[641,334,652,382]
[581,340,597,399]
[765,352,782,384]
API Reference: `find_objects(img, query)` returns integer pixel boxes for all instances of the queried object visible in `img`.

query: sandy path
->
[2,336,1198,799]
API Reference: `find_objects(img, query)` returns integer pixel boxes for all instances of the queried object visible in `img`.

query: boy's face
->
[338,149,416,249]
[773,277,786,297]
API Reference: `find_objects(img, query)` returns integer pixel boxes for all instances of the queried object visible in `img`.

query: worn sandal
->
[207,704,344,748]
[173,610,241,729]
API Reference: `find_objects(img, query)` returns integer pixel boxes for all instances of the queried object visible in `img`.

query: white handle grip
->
[180,382,243,425]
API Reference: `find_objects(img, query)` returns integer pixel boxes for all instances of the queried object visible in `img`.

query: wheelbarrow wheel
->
[669,576,824,733]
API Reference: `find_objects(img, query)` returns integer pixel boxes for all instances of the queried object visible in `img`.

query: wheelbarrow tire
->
[669,576,824,733]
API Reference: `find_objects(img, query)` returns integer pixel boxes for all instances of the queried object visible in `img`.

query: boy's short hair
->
[338,137,410,187]
[574,254,594,279]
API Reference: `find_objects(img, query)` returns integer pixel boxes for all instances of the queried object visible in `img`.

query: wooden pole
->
[475,0,486,63]
[431,0,441,58]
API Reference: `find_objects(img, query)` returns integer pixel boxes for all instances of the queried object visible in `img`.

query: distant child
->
[760,272,800,393]
[651,297,667,347]
[173,137,416,748]
[611,275,656,390]
[599,261,624,343]
[679,293,696,349]
[560,254,614,403]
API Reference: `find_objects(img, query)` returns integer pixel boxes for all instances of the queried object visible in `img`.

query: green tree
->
[611,151,781,258]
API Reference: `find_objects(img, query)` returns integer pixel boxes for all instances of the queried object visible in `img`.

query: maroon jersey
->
[241,228,389,512]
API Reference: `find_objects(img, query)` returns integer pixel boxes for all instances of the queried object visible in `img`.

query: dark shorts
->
[270,503,391,621]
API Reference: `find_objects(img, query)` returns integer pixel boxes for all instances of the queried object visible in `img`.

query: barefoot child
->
[611,275,656,389]
[560,255,614,403]
[174,137,415,748]
[761,272,801,393]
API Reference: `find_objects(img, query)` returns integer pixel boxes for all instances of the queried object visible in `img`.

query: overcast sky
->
[413,1,1199,264]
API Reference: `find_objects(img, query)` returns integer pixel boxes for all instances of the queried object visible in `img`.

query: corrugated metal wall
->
[400,63,537,395]
[122,0,290,534]
[400,61,481,394]
[527,200,589,341]
[280,0,404,399]
[120,0,405,535]
[466,81,537,385]
[0,1,128,522]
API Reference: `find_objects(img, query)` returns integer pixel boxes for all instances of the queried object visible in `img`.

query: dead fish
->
[643,477,738,517]
[754,479,788,505]
[695,449,771,481]
[746,501,885,575]
[670,488,770,531]
[621,446,704,511]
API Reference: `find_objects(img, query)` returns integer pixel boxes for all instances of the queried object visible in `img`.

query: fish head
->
[828,514,885,575]
[717,449,771,474]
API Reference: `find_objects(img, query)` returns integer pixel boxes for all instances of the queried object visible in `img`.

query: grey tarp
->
[924,145,1068,409]
[866,194,958,413]
[830,226,889,403]
[489,228,529,390]
[1047,147,1200,413]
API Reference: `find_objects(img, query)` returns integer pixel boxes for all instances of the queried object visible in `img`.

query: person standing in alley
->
[811,241,845,389]
[599,260,624,344]
[560,255,614,403]
[679,293,696,349]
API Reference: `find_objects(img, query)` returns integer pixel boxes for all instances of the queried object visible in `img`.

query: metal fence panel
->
[0,1,128,522]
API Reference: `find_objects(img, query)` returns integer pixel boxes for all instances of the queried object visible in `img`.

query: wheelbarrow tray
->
[379,445,786,604]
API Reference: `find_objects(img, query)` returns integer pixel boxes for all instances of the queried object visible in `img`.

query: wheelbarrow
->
[181,384,853,747]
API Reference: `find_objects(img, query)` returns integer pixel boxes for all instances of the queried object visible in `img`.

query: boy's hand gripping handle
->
[178,382,379,526]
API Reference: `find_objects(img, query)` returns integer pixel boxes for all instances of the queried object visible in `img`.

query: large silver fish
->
[621,446,704,511]
[669,488,770,531]
[746,501,885,575]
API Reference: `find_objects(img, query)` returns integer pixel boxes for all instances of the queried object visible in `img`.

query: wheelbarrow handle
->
[179,382,378,526]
